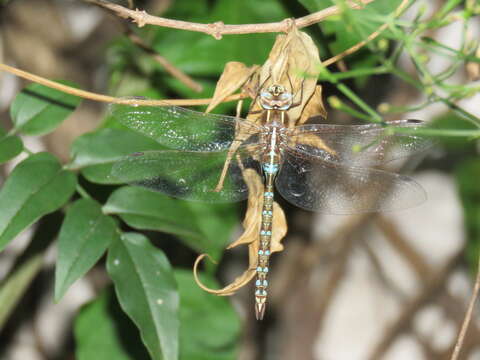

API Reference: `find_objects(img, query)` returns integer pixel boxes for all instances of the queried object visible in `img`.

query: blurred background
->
[0,0,479,359]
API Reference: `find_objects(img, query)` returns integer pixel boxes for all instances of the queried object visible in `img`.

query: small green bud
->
[418,54,430,63]
[378,39,389,52]
[378,103,390,114]
[328,96,342,109]
[352,144,362,153]
[418,4,427,17]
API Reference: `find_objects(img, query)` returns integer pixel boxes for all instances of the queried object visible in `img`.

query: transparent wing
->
[275,148,426,214]
[287,119,433,166]
[110,148,261,203]
[110,102,262,151]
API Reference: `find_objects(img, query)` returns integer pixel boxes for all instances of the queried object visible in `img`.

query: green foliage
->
[149,0,287,75]
[0,248,43,331]
[176,270,241,360]
[0,126,22,164]
[10,80,82,136]
[69,127,166,184]
[456,160,480,271]
[300,0,403,75]
[74,289,150,360]
[107,233,180,360]
[74,273,240,360]
[0,152,76,251]
[55,199,119,301]
[104,187,236,259]
[1,1,479,359]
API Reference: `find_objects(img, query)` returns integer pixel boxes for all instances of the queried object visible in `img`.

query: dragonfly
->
[109,85,431,320]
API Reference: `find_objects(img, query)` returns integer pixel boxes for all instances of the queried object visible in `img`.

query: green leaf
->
[175,270,240,360]
[75,273,240,360]
[0,252,43,331]
[74,289,149,360]
[304,0,402,49]
[55,199,119,301]
[299,0,402,72]
[430,112,478,151]
[148,0,288,76]
[103,187,236,258]
[436,0,463,19]
[0,152,76,251]
[0,127,23,164]
[69,128,166,184]
[10,81,82,136]
[455,159,480,271]
[107,233,179,360]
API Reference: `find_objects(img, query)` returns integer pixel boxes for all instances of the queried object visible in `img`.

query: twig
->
[322,0,410,67]
[84,0,375,39]
[368,250,463,360]
[375,215,431,280]
[450,255,480,360]
[0,63,246,106]
[127,31,203,93]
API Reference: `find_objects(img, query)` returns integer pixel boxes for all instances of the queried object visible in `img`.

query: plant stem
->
[76,184,93,200]
[336,83,383,122]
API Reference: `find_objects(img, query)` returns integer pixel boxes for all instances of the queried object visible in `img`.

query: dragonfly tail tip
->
[255,302,266,320]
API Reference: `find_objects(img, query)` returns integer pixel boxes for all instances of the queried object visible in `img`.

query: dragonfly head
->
[259,84,293,111]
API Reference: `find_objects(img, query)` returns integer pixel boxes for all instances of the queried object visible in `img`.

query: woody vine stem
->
[0,0,407,106]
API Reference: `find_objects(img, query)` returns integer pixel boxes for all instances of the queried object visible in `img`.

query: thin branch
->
[84,0,375,39]
[450,255,480,360]
[127,31,203,92]
[322,0,410,67]
[369,250,463,360]
[0,63,246,106]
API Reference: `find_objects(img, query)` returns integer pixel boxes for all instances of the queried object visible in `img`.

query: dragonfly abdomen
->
[255,186,274,320]
[254,154,280,320]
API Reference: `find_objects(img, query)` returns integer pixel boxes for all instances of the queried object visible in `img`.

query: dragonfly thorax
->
[259,84,293,111]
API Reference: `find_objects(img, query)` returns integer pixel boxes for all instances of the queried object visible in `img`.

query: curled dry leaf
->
[289,131,337,156]
[297,85,327,124]
[193,169,288,296]
[205,27,326,127]
[247,26,324,126]
[206,61,259,113]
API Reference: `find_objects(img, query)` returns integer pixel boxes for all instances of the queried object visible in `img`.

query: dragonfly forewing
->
[287,119,433,167]
[110,103,262,151]
[275,147,426,214]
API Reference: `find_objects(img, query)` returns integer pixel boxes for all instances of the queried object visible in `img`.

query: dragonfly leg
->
[214,140,242,192]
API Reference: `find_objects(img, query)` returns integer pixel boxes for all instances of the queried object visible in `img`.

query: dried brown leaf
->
[289,132,337,156]
[193,169,288,296]
[247,27,321,126]
[297,85,327,125]
[206,61,259,113]
[193,254,256,296]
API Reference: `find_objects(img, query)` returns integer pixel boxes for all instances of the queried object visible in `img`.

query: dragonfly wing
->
[288,119,433,166]
[110,102,262,151]
[110,148,260,203]
[275,148,426,214]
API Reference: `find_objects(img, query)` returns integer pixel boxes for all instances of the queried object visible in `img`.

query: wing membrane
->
[287,120,433,166]
[110,102,262,151]
[110,148,260,203]
[276,148,426,214]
